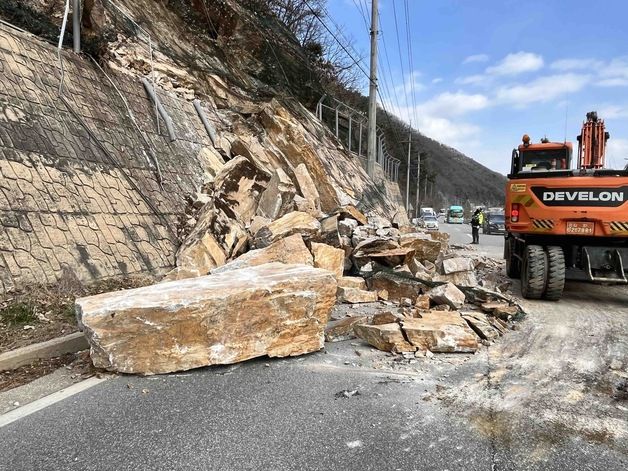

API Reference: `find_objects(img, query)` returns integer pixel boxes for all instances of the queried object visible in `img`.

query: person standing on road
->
[470,208,484,244]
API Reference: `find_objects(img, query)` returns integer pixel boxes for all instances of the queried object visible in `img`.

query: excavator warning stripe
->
[532,219,554,230]
[610,222,628,232]
[512,195,536,208]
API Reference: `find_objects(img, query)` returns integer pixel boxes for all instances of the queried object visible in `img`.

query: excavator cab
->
[510,137,572,175]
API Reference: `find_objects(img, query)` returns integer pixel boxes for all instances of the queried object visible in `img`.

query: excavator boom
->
[577,111,610,169]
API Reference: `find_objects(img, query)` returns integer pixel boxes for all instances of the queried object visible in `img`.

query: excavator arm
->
[577,111,610,169]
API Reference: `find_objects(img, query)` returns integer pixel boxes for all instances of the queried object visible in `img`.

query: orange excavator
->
[505,112,628,300]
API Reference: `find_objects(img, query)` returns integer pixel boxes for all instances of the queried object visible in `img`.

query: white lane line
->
[0,376,108,428]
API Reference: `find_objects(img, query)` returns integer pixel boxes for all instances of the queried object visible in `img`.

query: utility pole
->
[405,131,411,216]
[366,0,379,178]
[414,152,421,219]
[72,0,80,53]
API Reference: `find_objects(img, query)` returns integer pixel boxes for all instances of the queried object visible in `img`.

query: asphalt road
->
[439,221,505,259]
[1,225,627,471]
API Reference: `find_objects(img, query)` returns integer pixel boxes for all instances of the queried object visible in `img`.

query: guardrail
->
[315,95,400,182]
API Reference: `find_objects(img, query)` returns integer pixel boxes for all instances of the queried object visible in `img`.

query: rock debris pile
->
[77,155,520,374]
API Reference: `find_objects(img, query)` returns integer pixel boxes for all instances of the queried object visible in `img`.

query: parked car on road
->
[418,215,439,231]
[483,212,505,234]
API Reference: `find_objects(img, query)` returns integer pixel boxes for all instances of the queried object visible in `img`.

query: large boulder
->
[212,156,271,225]
[401,312,479,353]
[353,323,415,353]
[293,163,321,216]
[76,263,337,375]
[256,168,296,220]
[337,287,378,304]
[212,234,312,274]
[428,282,466,309]
[253,211,321,248]
[310,242,344,278]
[367,271,423,303]
[174,205,248,275]
[400,234,442,263]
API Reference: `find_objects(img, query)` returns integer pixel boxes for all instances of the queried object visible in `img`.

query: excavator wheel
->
[505,237,520,279]
[544,246,565,301]
[521,245,547,299]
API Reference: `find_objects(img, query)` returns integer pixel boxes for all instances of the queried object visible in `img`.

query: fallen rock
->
[372,311,403,325]
[338,218,359,237]
[428,282,465,309]
[253,211,321,248]
[461,311,500,341]
[353,238,400,256]
[433,271,478,287]
[336,205,368,225]
[353,323,415,353]
[311,242,344,278]
[213,156,271,225]
[76,263,337,374]
[325,316,370,342]
[338,276,367,290]
[248,215,271,235]
[368,215,391,229]
[356,247,414,268]
[294,194,319,216]
[405,254,431,278]
[212,234,312,274]
[294,163,321,215]
[367,271,423,303]
[442,257,475,274]
[430,231,450,250]
[481,301,519,319]
[401,237,442,263]
[175,206,248,274]
[415,294,431,311]
[318,214,342,247]
[401,311,479,353]
[337,287,378,304]
[256,168,296,220]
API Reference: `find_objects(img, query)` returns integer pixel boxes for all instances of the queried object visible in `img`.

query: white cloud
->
[597,105,628,119]
[597,78,628,87]
[550,58,603,71]
[416,116,481,144]
[455,74,488,86]
[594,57,628,87]
[394,71,425,106]
[463,54,489,64]
[486,52,544,76]
[432,77,443,84]
[416,91,490,117]
[495,73,590,106]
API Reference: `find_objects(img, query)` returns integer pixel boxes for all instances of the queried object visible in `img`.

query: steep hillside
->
[410,133,507,208]
[337,93,507,210]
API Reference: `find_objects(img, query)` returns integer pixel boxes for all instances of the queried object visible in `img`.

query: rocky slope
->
[0,0,408,292]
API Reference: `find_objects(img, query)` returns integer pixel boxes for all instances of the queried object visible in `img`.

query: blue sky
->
[326,0,628,174]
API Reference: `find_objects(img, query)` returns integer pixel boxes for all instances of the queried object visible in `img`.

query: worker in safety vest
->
[470,208,484,244]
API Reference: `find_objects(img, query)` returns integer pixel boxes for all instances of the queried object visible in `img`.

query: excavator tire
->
[505,237,520,278]
[521,245,547,299]
[544,246,565,301]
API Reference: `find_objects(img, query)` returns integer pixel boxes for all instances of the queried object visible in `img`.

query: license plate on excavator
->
[566,221,594,235]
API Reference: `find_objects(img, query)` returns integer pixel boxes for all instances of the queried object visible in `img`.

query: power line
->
[302,0,371,82]
[305,0,405,171]
[390,0,411,126]
[403,0,419,130]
